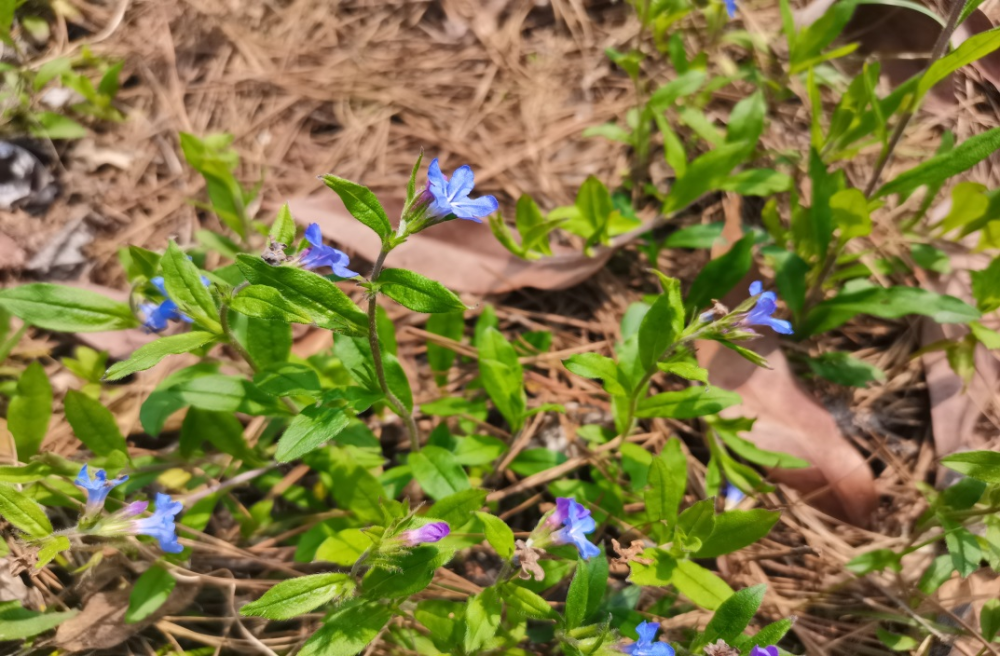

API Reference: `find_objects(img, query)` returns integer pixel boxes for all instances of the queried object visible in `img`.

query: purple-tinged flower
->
[75,465,128,516]
[129,492,184,553]
[299,223,358,277]
[551,497,600,560]
[400,521,450,546]
[724,483,745,509]
[749,647,778,656]
[546,496,590,528]
[423,158,498,223]
[621,621,674,656]
[741,281,793,335]
[724,0,737,18]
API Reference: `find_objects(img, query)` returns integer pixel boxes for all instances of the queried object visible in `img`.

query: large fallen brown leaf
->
[697,199,878,526]
[288,193,659,295]
[55,581,198,652]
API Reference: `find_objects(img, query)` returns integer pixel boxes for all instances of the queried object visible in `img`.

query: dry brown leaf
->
[288,193,623,295]
[697,197,877,526]
[611,538,653,565]
[514,539,545,582]
[55,583,198,652]
[0,233,26,271]
[704,640,740,656]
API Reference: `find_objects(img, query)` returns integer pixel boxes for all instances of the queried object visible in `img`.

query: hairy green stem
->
[368,248,422,451]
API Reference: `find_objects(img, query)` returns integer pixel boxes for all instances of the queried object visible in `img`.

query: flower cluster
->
[139,276,209,333]
[524,496,601,561]
[74,465,184,554]
[699,281,793,338]
[740,281,792,335]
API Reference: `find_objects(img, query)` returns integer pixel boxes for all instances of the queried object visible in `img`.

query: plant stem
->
[368,249,422,451]
[862,0,966,197]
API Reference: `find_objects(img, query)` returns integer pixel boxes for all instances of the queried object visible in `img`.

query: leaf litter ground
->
[3,0,1000,654]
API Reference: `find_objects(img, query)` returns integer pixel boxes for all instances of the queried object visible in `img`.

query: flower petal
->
[446,165,475,201]
[748,280,762,296]
[450,194,499,220]
[427,158,447,198]
[766,317,794,335]
[304,223,323,247]
[636,621,660,643]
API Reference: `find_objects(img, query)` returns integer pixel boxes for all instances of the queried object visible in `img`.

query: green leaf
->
[565,556,608,629]
[0,283,138,332]
[428,489,487,527]
[636,386,742,419]
[648,70,707,111]
[657,361,709,383]
[409,446,471,500]
[104,332,218,381]
[298,602,393,656]
[685,232,755,313]
[231,313,291,369]
[426,311,465,385]
[876,627,919,652]
[254,363,322,397]
[478,327,526,432]
[713,423,810,469]
[64,390,128,457]
[0,602,77,641]
[678,499,716,549]
[671,559,734,610]
[0,484,53,537]
[981,599,1000,642]
[805,351,885,387]
[181,408,259,463]
[321,175,392,240]
[269,203,297,246]
[877,127,1000,199]
[704,584,766,643]
[36,535,70,568]
[744,618,794,651]
[720,169,792,196]
[179,132,247,238]
[563,352,628,396]
[377,268,466,313]
[7,361,52,458]
[971,256,1000,313]
[501,583,558,619]
[726,91,767,145]
[316,529,370,566]
[241,573,355,620]
[943,518,982,577]
[802,286,979,337]
[236,255,367,335]
[830,188,871,242]
[126,566,176,624]
[638,278,684,369]
[846,548,902,574]
[918,554,955,595]
[464,587,502,653]
[160,241,221,333]
[918,28,1000,102]
[30,112,87,139]
[694,509,781,558]
[576,176,613,247]
[476,512,515,559]
[941,450,1000,483]
[276,406,352,462]
[230,285,312,323]
[510,448,567,476]
[363,544,454,598]
[664,142,751,214]
[645,438,686,525]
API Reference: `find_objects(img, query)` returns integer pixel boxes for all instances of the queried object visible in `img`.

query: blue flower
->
[742,281,793,335]
[140,276,209,333]
[749,647,778,656]
[724,483,745,509]
[75,465,128,516]
[424,158,499,223]
[551,497,601,560]
[622,621,674,656]
[299,223,359,277]
[724,0,737,18]
[130,492,184,553]
[400,521,450,546]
